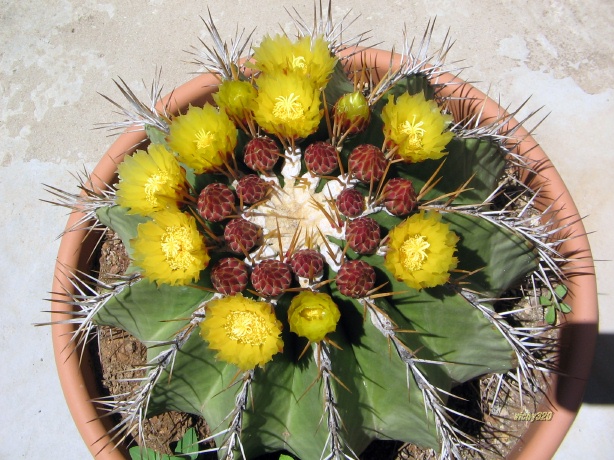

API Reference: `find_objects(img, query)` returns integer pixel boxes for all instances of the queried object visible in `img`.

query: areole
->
[50,48,598,459]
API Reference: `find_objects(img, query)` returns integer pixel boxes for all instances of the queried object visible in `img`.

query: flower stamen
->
[400,115,426,151]
[144,172,170,206]
[225,310,271,346]
[194,129,214,150]
[400,235,430,271]
[161,226,196,271]
[273,93,304,121]
[291,55,306,69]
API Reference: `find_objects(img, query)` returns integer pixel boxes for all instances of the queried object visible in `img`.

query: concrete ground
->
[1,0,612,458]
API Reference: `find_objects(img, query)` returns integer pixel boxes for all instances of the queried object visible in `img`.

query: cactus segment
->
[95,279,210,346]
[441,213,538,295]
[408,137,506,205]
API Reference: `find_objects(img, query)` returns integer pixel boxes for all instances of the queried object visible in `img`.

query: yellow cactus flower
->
[252,34,337,89]
[167,104,237,174]
[213,79,257,124]
[381,92,454,163]
[132,210,209,286]
[253,72,322,140]
[288,291,340,343]
[115,144,186,216]
[385,211,459,290]
[200,295,283,371]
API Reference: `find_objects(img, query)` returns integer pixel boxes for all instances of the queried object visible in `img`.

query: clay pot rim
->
[50,48,598,460]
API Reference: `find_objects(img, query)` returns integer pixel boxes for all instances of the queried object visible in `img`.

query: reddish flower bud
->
[244,136,280,172]
[336,188,364,218]
[198,183,235,222]
[236,174,270,205]
[211,258,249,295]
[348,144,387,183]
[336,260,376,298]
[304,142,339,176]
[346,217,381,254]
[224,218,262,253]
[290,249,325,280]
[251,260,293,297]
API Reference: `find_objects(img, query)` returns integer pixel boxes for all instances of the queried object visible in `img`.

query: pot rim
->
[50,48,598,460]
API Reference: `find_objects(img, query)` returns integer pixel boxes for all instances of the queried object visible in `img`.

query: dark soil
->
[96,230,555,459]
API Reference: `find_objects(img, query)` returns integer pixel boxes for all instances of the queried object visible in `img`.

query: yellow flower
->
[253,72,322,140]
[288,291,340,343]
[167,104,237,174]
[213,79,257,124]
[252,34,337,89]
[385,211,459,290]
[381,92,454,163]
[200,295,283,371]
[115,144,186,216]
[132,210,209,286]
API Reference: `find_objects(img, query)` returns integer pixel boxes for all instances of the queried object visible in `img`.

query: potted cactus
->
[49,3,597,459]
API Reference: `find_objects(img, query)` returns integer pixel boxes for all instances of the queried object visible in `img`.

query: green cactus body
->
[93,73,538,458]
[70,10,563,460]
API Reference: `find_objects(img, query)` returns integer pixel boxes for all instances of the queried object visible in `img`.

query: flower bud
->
[224,218,262,253]
[336,260,376,298]
[251,260,292,297]
[348,144,387,183]
[336,188,365,218]
[290,249,325,281]
[346,217,381,254]
[211,258,249,295]
[197,183,236,222]
[288,291,340,342]
[381,177,417,216]
[235,174,270,205]
[244,136,280,172]
[333,91,370,134]
[304,142,338,176]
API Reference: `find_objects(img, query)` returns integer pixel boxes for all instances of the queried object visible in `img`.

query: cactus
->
[47,3,574,459]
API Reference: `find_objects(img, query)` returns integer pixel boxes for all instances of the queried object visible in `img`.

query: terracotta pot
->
[51,49,598,459]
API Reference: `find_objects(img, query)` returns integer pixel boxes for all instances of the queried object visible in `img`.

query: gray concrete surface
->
[1,0,612,458]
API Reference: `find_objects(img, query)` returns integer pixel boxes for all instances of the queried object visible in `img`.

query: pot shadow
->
[555,322,600,411]
[577,332,614,405]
